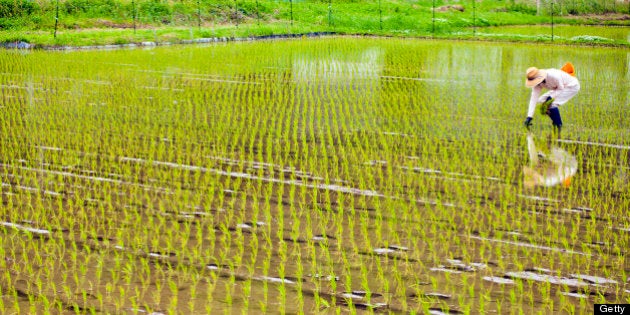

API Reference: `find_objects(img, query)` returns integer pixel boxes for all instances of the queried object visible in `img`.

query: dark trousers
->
[548,107,562,128]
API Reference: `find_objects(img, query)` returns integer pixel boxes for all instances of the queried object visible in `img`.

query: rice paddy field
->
[0,37,628,314]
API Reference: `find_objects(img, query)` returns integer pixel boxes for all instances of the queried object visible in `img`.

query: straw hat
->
[525,67,547,87]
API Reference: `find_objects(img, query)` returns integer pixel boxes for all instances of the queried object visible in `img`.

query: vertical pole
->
[328,0,332,27]
[256,0,260,25]
[132,0,137,34]
[472,0,476,36]
[379,0,383,30]
[54,0,59,38]
[197,0,201,29]
[432,0,435,35]
[551,0,554,42]
[290,0,294,26]
[235,0,239,28]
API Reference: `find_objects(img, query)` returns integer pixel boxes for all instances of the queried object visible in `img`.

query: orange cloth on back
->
[561,62,575,77]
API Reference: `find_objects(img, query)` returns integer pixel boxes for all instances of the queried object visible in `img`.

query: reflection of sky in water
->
[293,48,383,82]
[423,45,502,89]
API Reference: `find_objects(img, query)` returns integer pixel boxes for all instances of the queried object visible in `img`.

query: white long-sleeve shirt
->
[527,68,580,118]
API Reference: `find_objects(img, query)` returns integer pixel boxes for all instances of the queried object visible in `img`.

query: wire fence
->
[1,0,629,43]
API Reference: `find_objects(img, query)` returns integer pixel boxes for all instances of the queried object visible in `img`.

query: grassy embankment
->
[0,0,629,47]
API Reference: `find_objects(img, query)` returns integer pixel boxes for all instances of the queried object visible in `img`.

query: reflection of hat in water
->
[525,67,547,87]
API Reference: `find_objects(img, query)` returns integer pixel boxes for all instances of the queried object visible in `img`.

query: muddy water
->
[0,38,628,313]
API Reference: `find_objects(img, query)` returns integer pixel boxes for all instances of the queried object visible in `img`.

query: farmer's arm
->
[527,85,542,118]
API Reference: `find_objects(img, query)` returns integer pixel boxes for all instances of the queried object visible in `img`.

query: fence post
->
[551,0,554,42]
[132,0,137,34]
[472,0,476,35]
[379,0,383,30]
[256,0,261,25]
[197,0,201,29]
[432,0,435,36]
[328,0,333,27]
[235,0,239,28]
[54,0,60,38]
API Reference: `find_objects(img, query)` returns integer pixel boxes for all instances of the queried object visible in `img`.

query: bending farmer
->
[523,64,580,133]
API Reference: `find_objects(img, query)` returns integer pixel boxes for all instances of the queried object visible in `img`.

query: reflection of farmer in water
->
[523,63,580,134]
[523,133,577,188]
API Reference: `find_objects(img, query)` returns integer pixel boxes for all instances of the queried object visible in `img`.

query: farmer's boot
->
[548,107,562,137]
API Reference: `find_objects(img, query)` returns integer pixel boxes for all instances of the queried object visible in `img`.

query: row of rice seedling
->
[0,37,628,313]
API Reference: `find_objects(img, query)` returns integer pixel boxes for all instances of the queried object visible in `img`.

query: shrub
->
[63,0,120,16]
[507,3,537,14]
[0,0,37,18]
[139,0,172,22]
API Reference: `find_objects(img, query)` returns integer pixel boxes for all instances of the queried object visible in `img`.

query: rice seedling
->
[0,37,628,313]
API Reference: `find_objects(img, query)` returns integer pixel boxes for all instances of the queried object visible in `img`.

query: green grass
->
[0,0,629,47]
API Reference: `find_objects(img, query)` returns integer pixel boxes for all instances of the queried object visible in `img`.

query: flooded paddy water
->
[0,37,628,313]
